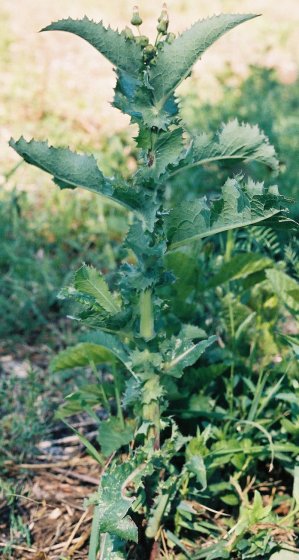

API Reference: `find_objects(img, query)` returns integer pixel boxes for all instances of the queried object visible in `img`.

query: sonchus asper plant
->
[10,6,292,559]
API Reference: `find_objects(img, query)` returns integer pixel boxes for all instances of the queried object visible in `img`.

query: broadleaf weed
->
[7,6,299,559]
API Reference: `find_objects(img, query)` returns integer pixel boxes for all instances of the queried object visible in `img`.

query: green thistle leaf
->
[81,331,132,370]
[167,178,286,249]
[41,17,144,78]
[136,128,185,181]
[9,137,109,193]
[95,462,138,542]
[99,534,126,560]
[149,14,259,108]
[98,417,135,456]
[173,119,279,177]
[51,332,131,372]
[74,265,121,315]
[163,335,217,378]
[9,138,157,229]
[50,342,117,372]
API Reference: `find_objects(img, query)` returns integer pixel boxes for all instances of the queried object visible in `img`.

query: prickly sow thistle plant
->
[10,6,290,559]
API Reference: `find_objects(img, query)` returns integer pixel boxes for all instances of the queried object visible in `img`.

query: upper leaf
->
[74,265,121,315]
[172,119,279,177]
[162,332,217,378]
[149,14,258,108]
[135,128,185,181]
[41,17,144,78]
[9,138,157,229]
[9,137,109,193]
[113,71,179,130]
[123,220,167,290]
[166,177,286,249]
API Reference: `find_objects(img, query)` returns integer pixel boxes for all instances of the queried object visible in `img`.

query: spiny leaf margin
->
[41,16,144,77]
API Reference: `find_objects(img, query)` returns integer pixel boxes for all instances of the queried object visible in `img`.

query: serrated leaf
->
[99,534,125,560]
[96,462,139,542]
[123,378,141,407]
[81,331,131,369]
[55,383,105,419]
[50,342,117,372]
[113,70,179,130]
[167,177,286,249]
[9,138,156,229]
[74,265,120,314]
[207,253,272,288]
[126,221,166,265]
[163,336,217,378]
[9,137,109,191]
[41,17,144,77]
[149,14,258,107]
[136,128,184,181]
[124,220,166,289]
[98,417,135,456]
[51,331,130,373]
[183,119,278,175]
[142,375,164,404]
[185,455,207,489]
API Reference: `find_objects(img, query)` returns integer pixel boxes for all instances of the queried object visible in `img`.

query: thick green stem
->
[140,289,155,341]
[143,400,160,450]
[112,360,125,428]
[225,229,234,262]
[142,377,161,450]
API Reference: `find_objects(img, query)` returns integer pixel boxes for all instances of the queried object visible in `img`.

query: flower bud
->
[157,4,169,35]
[143,44,157,63]
[157,18,169,34]
[123,26,134,40]
[131,6,142,26]
[166,32,176,44]
[158,3,168,22]
[135,35,149,48]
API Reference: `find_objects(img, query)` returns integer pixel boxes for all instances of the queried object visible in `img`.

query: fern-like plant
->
[9,6,293,559]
